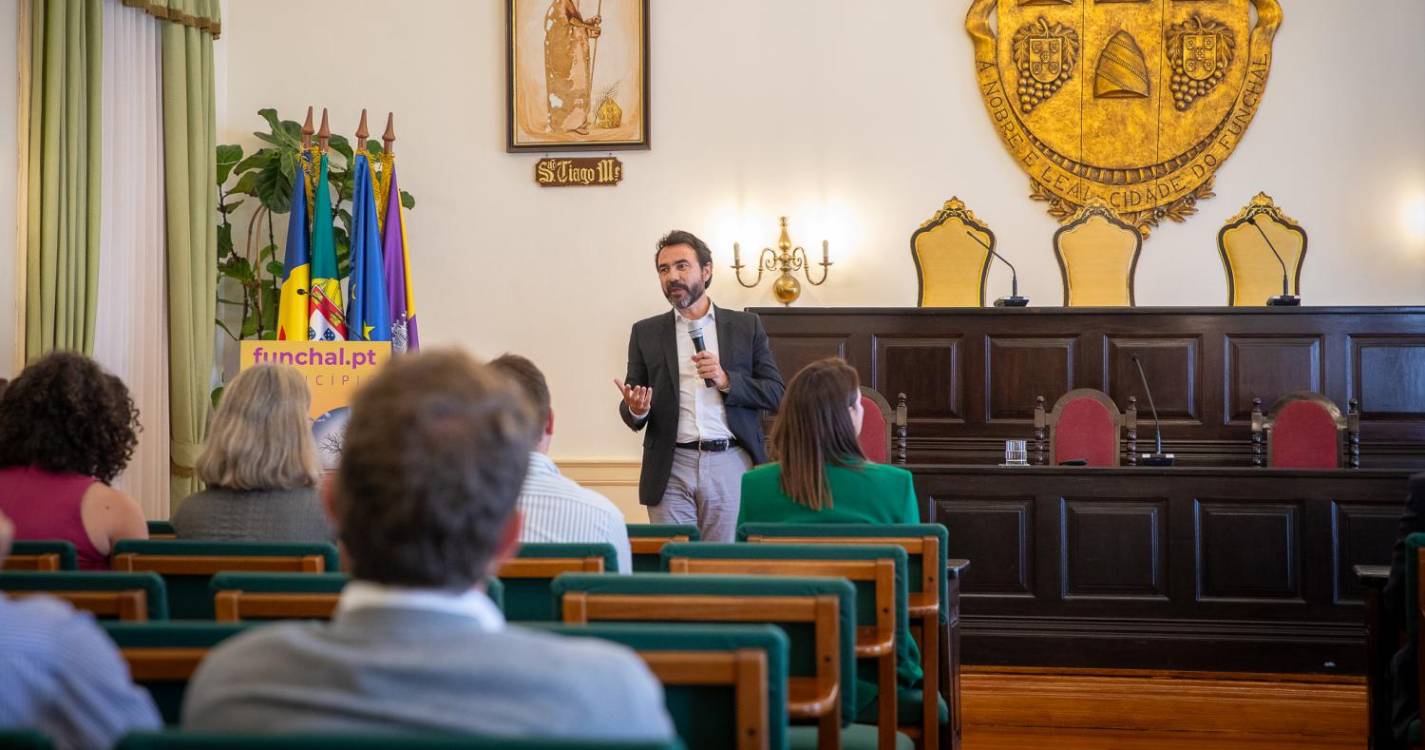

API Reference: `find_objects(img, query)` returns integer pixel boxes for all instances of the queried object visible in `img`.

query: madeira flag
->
[308,153,347,341]
[276,157,311,341]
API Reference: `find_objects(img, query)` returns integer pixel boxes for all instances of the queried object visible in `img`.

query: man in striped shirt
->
[491,354,633,574]
[0,511,161,749]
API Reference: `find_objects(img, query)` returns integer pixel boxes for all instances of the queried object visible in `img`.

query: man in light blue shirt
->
[183,350,674,741]
[492,353,633,573]
[0,511,161,750]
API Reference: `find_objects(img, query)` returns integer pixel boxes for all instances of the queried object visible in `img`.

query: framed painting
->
[507,0,650,152]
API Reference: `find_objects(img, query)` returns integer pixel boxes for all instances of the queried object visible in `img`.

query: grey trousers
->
[647,447,752,543]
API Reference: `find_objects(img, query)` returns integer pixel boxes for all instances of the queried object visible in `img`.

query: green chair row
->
[4,540,79,570]
[1,571,168,620]
[3,731,684,750]
[208,573,505,620]
[626,524,701,572]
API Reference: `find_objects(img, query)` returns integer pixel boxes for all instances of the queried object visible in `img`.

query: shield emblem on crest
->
[1028,37,1063,82]
[1183,33,1218,81]
[967,0,1280,236]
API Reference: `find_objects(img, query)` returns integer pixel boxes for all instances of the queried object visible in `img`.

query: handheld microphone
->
[1250,217,1301,306]
[964,230,1028,307]
[1131,355,1175,466]
[687,319,715,388]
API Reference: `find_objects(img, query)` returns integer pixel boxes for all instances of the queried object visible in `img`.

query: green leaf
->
[217,223,233,256]
[240,314,259,339]
[233,151,269,175]
[266,260,285,277]
[254,163,293,214]
[210,385,225,408]
[328,135,353,161]
[257,108,282,136]
[400,191,415,210]
[259,243,279,262]
[220,199,245,213]
[216,144,243,185]
[231,171,259,197]
[366,139,383,155]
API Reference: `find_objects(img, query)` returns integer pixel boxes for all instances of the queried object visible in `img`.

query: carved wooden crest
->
[967,0,1281,236]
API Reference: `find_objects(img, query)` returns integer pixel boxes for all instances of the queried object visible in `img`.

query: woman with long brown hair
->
[737,357,918,526]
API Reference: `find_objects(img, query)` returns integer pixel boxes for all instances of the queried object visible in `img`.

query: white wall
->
[0,0,18,378]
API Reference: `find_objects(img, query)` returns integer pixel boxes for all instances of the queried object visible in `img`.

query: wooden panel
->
[1195,501,1302,602]
[1060,499,1167,599]
[985,337,1077,423]
[766,334,847,383]
[938,498,1035,597]
[1224,336,1323,423]
[1103,337,1201,423]
[1350,336,1425,420]
[873,336,964,422]
[1330,502,1399,605]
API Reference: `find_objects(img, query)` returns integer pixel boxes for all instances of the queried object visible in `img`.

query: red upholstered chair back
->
[858,387,893,464]
[1046,389,1123,466]
[1267,394,1343,469]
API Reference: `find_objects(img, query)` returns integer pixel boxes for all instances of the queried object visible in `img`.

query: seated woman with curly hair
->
[172,364,329,542]
[0,352,148,569]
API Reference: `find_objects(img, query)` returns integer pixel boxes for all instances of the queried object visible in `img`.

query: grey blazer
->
[619,305,785,506]
[182,606,675,741]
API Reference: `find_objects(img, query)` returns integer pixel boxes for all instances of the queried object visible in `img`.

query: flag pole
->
[382,113,396,157]
[355,108,370,153]
[317,108,331,153]
[301,106,313,149]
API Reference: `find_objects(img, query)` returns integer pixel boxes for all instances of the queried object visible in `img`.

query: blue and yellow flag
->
[346,153,391,342]
[308,153,347,341]
[276,157,311,341]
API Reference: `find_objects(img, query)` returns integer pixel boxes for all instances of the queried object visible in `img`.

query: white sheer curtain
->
[94,0,170,521]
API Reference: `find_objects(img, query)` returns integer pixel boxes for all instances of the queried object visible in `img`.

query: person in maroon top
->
[0,352,148,569]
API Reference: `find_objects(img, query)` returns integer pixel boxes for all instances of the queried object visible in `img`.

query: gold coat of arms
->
[967,0,1281,235]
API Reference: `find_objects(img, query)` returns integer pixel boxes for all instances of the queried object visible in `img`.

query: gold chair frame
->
[1053,200,1142,307]
[1217,192,1308,306]
[911,197,994,308]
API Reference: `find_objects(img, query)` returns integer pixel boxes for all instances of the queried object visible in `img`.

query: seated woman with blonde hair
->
[172,364,330,542]
[0,352,149,569]
[737,357,919,527]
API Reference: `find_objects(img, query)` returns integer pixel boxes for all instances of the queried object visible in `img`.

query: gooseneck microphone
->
[1131,355,1175,466]
[687,319,715,388]
[1250,217,1301,306]
[964,230,1028,307]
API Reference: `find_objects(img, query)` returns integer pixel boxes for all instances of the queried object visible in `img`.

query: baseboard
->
[961,666,1365,738]
[553,458,644,523]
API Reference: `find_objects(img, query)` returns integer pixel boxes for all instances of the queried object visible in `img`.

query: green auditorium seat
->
[740,523,952,746]
[0,571,167,620]
[626,524,701,572]
[208,572,505,620]
[532,622,788,750]
[147,521,177,540]
[115,733,684,750]
[4,540,78,571]
[498,542,618,621]
[662,542,918,749]
[552,573,872,749]
[110,540,340,619]
[103,621,252,724]
[0,730,53,750]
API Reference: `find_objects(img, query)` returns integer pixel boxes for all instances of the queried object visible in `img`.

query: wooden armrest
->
[1354,564,1391,589]
[947,559,971,579]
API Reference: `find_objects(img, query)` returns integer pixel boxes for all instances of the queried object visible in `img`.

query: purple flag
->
[381,167,419,352]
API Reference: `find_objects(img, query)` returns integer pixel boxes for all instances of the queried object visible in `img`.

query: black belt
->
[676,438,741,452]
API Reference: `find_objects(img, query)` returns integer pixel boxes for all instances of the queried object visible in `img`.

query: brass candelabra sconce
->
[732,217,832,306]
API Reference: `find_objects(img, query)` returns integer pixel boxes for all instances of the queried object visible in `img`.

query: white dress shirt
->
[517,452,633,574]
[673,304,733,443]
[335,580,505,631]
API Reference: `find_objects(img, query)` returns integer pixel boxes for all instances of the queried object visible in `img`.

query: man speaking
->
[614,230,785,542]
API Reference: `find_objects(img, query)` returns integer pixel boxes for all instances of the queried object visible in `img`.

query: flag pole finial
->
[383,113,396,157]
[356,109,369,145]
[317,108,331,153]
[302,107,314,149]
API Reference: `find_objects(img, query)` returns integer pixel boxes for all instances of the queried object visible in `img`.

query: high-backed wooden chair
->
[111,540,340,619]
[911,197,994,308]
[553,573,855,750]
[1251,392,1360,469]
[626,524,701,573]
[740,524,953,749]
[3,540,78,571]
[498,542,617,621]
[662,543,910,750]
[859,387,909,466]
[1218,192,1307,306]
[1053,200,1142,307]
[533,622,788,750]
[1034,389,1137,466]
[0,571,168,621]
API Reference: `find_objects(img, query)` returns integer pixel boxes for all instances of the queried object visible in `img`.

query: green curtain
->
[159,0,220,504]
[24,0,103,360]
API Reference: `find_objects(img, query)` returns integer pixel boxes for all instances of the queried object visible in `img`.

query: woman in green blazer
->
[737,357,923,719]
[737,358,919,527]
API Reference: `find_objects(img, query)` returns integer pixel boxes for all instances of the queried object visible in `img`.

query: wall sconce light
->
[732,216,832,306]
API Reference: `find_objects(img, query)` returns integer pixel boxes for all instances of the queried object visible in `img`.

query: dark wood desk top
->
[752,305,1425,317]
[906,464,1416,480]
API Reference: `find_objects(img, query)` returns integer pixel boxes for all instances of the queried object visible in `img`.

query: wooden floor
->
[960,666,1366,750]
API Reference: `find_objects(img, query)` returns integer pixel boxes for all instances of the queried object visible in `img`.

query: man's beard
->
[664,279,706,310]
